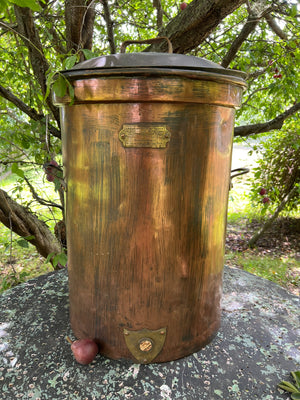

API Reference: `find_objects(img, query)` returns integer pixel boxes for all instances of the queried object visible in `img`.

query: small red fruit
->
[180,2,187,10]
[46,174,55,182]
[45,160,59,175]
[67,337,98,365]
[277,73,282,79]
[49,159,59,167]
[262,197,270,204]
[259,188,267,196]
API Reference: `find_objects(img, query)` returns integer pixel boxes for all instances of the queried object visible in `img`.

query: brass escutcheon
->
[123,327,167,363]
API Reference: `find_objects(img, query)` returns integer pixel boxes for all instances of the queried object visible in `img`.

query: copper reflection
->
[55,72,245,363]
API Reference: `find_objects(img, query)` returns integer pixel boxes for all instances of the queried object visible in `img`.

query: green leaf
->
[11,163,24,178]
[81,49,94,60]
[290,5,298,17]
[52,255,59,268]
[10,0,42,11]
[16,238,29,248]
[0,0,9,12]
[64,54,77,70]
[66,79,75,103]
[57,252,67,266]
[21,138,30,149]
[291,372,300,388]
[23,235,35,241]
[54,177,61,192]
[52,74,67,97]
[45,252,55,264]
[278,381,299,393]
[291,394,300,400]
[44,69,57,101]
[51,252,67,268]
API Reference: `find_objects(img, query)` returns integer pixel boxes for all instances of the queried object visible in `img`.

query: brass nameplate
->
[124,327,167,363]
[119,124,171,148]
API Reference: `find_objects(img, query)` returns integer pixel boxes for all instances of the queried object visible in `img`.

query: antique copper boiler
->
[53,38,246,363]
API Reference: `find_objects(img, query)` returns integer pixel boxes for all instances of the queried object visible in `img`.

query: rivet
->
[160,330,165,335]
[124,330,129,336]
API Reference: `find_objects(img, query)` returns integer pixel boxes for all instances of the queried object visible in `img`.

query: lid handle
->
[120,37,173,54]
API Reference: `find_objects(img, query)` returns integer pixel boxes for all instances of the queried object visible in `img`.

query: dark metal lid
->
[70,52,245,79]
[62,37,246,85]
[72,52,222,71]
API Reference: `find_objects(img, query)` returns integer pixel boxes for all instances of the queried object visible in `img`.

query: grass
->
[0,223,53,294]
[0,168,61,293]
[225,251,299,293]
[226,165,300,296]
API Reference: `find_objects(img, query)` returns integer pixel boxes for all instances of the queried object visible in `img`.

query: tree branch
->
[264,12,296,55]
[13,6,60,124]
[146,0,246,54]
[102,0,116,54]
[221,2,275,68]
[80,0,96,52]
[242,86,269,106]
[0,188,61,263]
[0,85,61,139]
[23,176,63,211]
[234,102,300,137]
[221,15,259,68]
[265,13,288,41]
[153,0,163,30]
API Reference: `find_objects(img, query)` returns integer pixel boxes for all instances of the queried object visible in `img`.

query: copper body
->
[55,71,245,362]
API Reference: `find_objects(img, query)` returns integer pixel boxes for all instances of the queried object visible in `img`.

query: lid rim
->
[61,67,247,86]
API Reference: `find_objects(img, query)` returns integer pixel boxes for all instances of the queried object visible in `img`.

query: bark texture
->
[65,0,96,54]
[14,5,60,124]
[147,0,246,54]
[221,15,259,68]
[0,189,61,265]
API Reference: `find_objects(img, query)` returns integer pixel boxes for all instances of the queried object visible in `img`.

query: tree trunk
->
[0,189,62,268]
[65,0,96,54]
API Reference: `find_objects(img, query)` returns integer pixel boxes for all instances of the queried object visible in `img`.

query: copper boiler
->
[53,38,246,363]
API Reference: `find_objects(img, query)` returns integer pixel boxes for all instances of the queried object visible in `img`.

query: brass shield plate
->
[119,124,171,148]
[123,327,167,363]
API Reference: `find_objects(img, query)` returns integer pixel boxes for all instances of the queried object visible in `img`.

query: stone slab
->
[0,267,299,399]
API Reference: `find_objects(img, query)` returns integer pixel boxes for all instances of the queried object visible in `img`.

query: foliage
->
[278,371,300,399]
[247,123,300,216]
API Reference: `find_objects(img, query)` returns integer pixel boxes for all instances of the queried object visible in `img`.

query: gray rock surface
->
[0,266,299,399]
